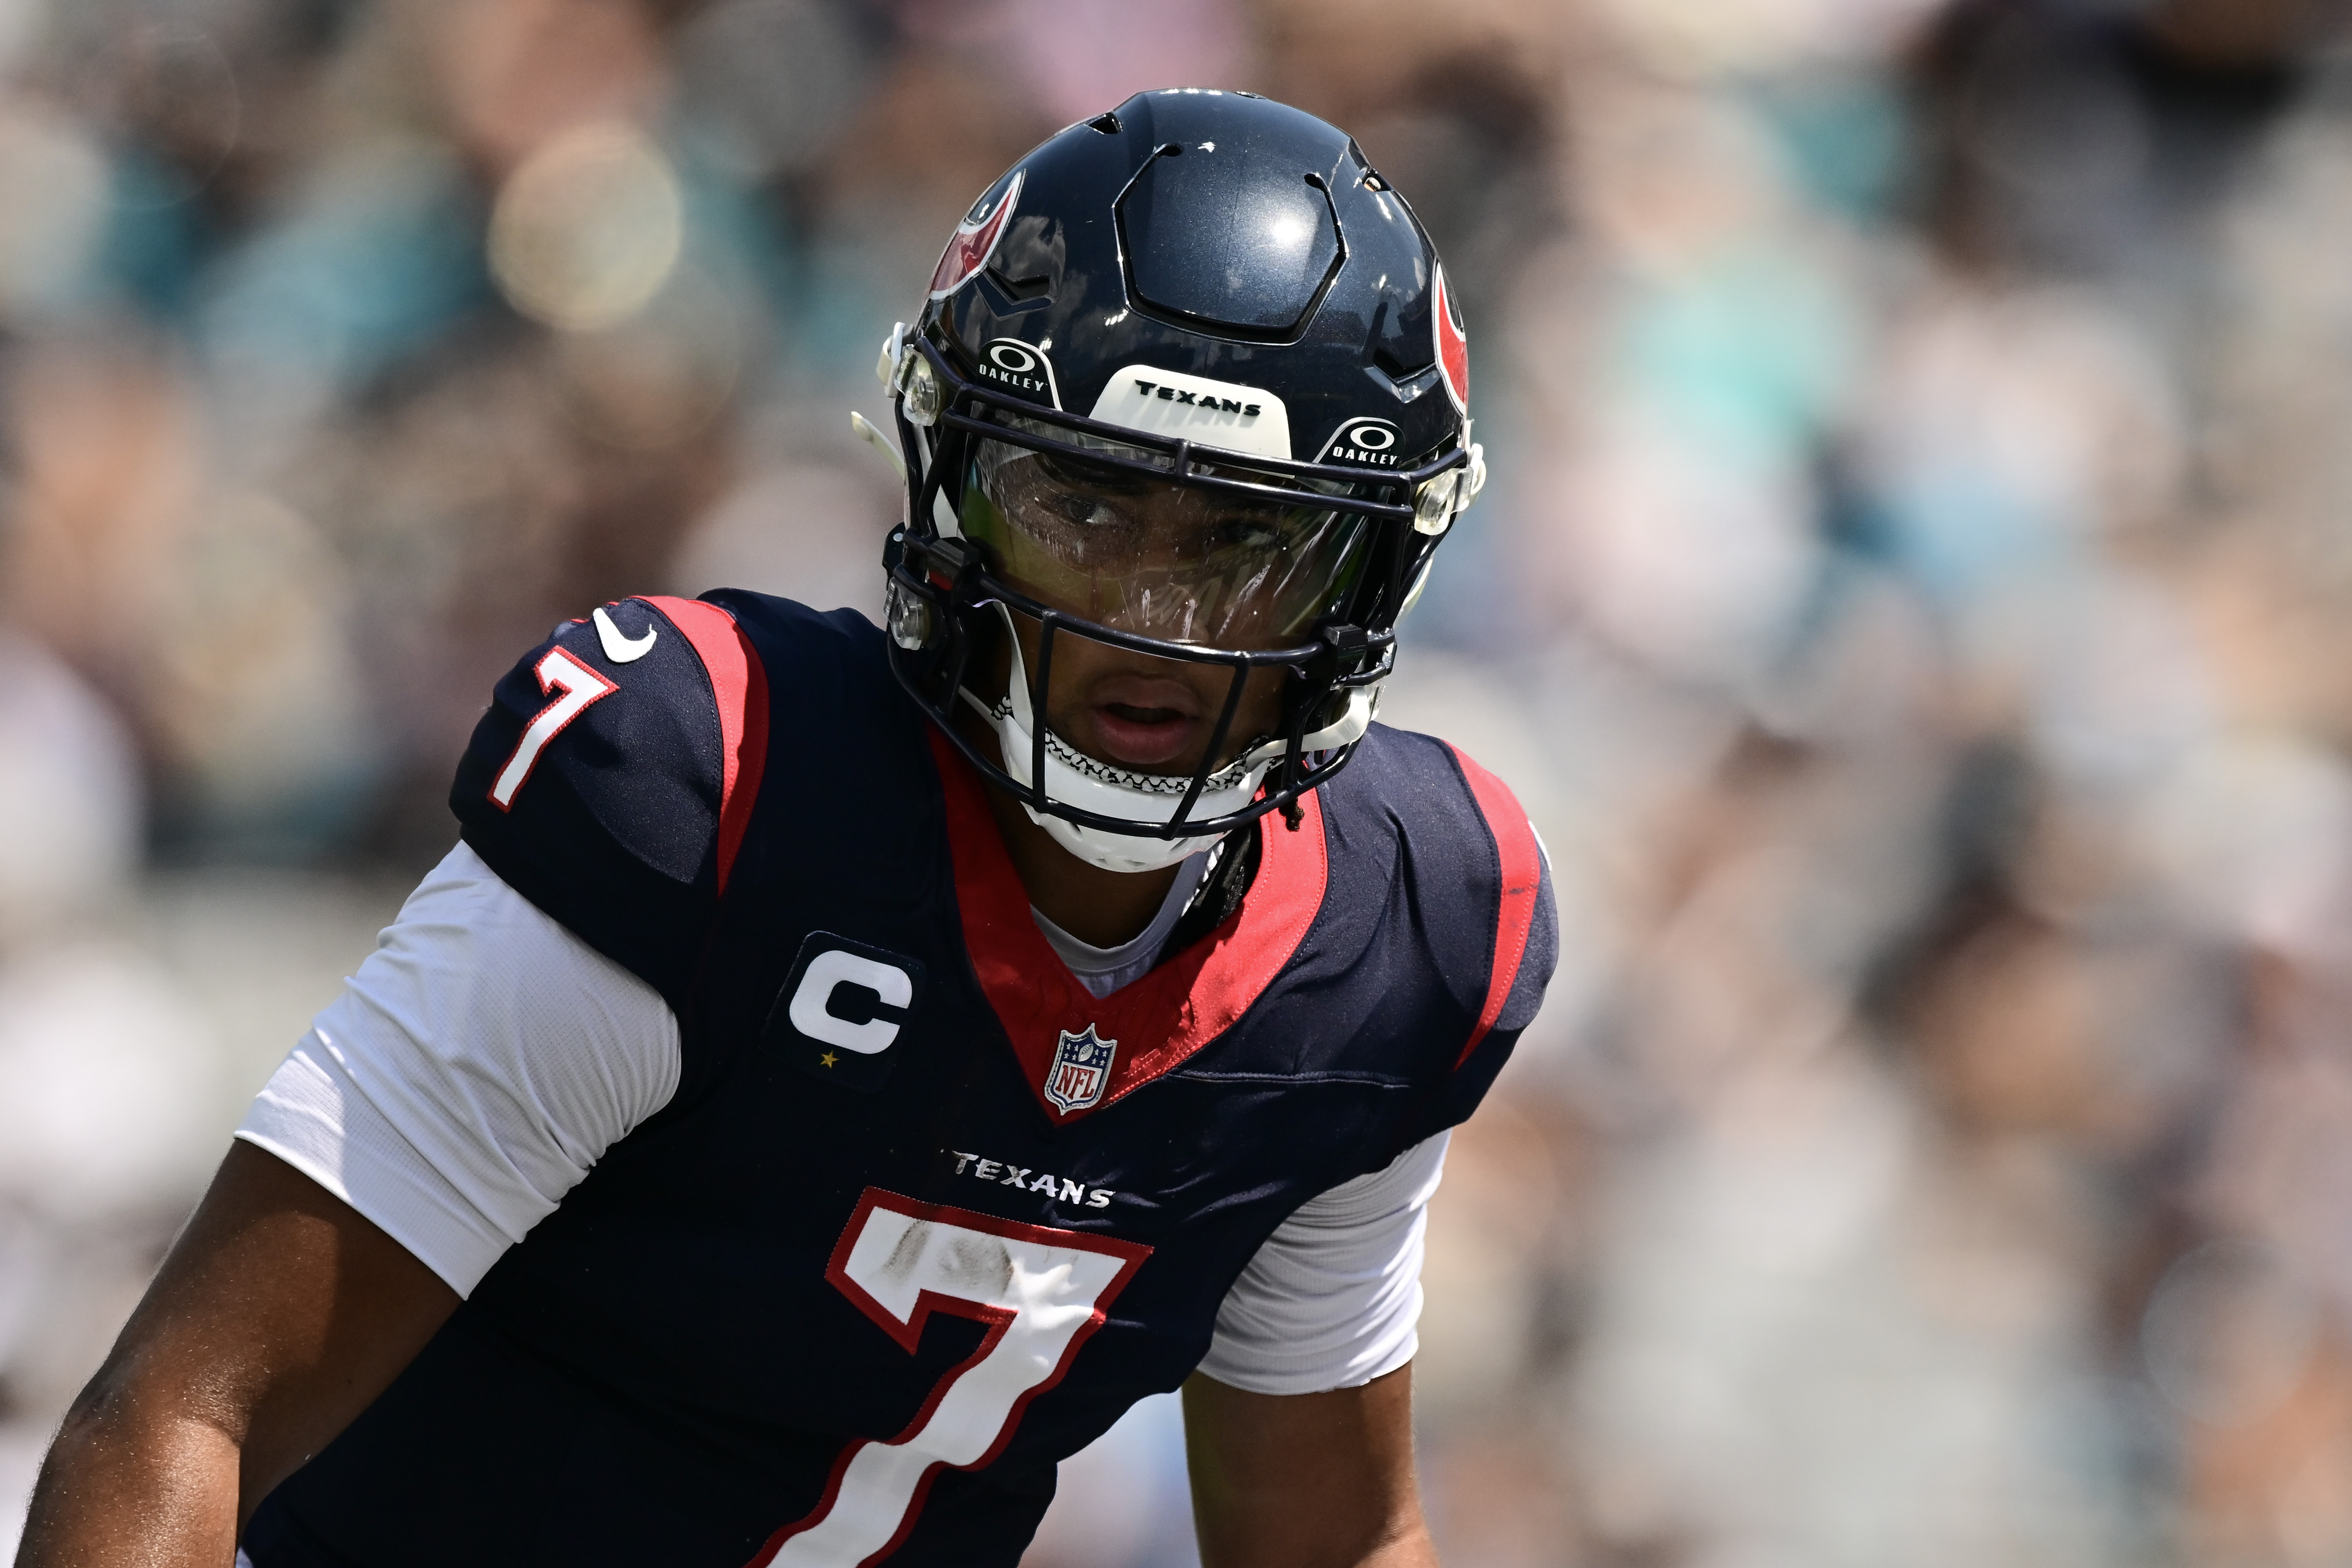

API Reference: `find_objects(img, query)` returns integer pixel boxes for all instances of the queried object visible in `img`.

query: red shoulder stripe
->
[927,730,1329,1123]
[642,596,769,895]
[1447,744,1540,1067]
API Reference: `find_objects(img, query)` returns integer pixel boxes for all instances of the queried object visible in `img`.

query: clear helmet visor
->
[959,426,1370,651]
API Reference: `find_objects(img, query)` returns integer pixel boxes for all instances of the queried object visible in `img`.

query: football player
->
[19,89,1555,1568]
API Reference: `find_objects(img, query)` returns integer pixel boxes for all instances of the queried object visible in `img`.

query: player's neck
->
[953,706,1183,949]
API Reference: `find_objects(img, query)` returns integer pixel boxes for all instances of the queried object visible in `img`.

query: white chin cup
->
[979,607,1266,874]
[1240,680,1378,767]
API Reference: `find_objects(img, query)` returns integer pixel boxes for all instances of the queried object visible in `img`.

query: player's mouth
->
[1084,678,1203,768]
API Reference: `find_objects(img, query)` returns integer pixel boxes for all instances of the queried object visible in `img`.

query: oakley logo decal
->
[976,338,1061,407]
[1318,417,1405,468]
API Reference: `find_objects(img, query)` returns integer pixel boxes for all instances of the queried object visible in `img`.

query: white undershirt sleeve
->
[1196,1130,1450,1395]
[235,842,681,1297]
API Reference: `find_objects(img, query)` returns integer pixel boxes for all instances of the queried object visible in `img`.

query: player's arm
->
[21,836,681,1561]
[1183,1364,1438,1568]
[23,599,734,1563]
[16,1142,458,1565]
[1174,746,1559,1566]
[1182,1132,1455,1567]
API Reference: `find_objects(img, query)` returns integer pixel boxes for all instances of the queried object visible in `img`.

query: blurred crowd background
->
[5,0,2352,1563]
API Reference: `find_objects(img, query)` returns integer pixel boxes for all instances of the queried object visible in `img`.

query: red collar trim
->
[927,730,1329,1124]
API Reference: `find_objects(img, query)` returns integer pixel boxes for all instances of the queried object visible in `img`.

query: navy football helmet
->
[870,88,1483,873]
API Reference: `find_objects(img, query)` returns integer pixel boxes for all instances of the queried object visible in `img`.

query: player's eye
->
[1034,450,1154,499]
[1046,489,1128,530]
[1211,507,1327,553]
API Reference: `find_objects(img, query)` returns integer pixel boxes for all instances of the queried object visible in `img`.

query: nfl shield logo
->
[1044,1025,1117,1114]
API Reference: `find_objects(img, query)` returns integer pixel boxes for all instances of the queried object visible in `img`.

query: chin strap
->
[1157,824,1263,960]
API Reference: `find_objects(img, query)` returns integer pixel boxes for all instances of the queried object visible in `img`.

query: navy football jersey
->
[243,591,1556,1568]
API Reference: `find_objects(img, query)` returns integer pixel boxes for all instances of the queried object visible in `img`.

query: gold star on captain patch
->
[819,1051,839,1068]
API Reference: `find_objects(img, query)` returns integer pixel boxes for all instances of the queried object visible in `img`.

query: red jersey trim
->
[1447,744,1540,1067]
[926,730,1330,1124]
[642,596,769,896]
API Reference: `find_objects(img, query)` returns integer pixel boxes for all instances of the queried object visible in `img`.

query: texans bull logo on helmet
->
[930,169,1023,300]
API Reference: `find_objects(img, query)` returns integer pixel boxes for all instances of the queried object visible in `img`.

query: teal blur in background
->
[3,2,2352,1564]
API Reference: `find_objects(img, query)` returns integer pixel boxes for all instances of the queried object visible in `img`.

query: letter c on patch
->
[787,949,915,1054]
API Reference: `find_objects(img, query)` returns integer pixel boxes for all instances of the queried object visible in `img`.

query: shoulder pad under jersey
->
[448,595,768,1012]
[1431,738,1558,1131]
[1351,726,1559,1146]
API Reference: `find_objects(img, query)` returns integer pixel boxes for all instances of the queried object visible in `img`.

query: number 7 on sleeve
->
[488,646,618,811]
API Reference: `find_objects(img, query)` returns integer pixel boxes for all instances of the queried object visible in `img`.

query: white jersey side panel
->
[235,842,681,1296]
[1198,1131,1449,1395]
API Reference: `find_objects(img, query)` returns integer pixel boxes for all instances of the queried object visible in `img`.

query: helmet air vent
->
[981,267,1053,306]
[1116,138,1345,338]
[1087,112,1122,135]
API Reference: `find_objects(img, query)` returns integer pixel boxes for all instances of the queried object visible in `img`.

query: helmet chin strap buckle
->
[875,321,909,389]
